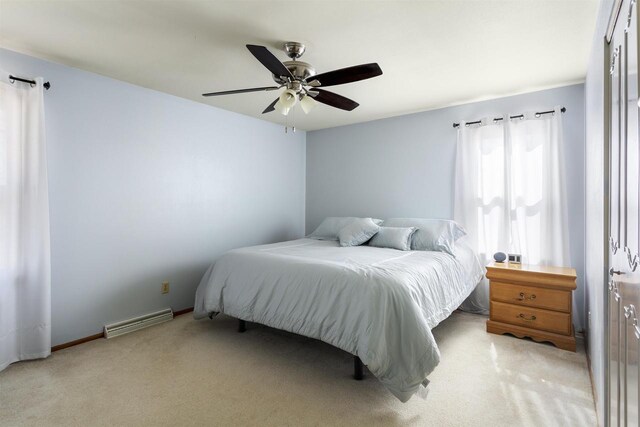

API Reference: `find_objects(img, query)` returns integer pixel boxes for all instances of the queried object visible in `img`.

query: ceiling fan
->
[202,42,383,115]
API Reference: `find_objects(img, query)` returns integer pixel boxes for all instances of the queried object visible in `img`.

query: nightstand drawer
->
[490,282,571,313]
[490,301,571,335]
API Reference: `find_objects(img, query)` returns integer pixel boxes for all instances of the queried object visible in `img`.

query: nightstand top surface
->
[486,261,576,278]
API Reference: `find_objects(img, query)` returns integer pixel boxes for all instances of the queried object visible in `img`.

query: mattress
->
[194,237,484,402]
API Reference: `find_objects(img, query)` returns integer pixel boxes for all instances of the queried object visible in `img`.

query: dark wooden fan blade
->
[246,45,293,79]
[313,89,359,111]
[262,98,279,114]
[312,63,382,87]
[202,86,279,97]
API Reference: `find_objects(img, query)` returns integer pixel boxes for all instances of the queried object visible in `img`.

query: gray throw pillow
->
[308,217,383,241]
[368,226,417,251]
[382,218,466,255]
[338,218,381,247]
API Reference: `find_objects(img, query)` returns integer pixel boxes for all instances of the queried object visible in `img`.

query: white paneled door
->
[608,0,640,425]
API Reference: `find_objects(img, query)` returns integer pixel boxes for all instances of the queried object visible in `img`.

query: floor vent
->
[104,308,173,339]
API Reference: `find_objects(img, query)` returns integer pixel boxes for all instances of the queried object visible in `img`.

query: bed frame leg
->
[354,356,364,380]
[238,319,246,333]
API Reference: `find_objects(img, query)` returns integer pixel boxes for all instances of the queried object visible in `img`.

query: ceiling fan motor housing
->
[272,61,316,85]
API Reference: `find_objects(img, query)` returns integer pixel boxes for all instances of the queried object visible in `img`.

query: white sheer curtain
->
[455,107,569,314]
[0,73,51,371]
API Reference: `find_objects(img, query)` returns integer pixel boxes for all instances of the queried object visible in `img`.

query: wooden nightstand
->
[486,262,577,352]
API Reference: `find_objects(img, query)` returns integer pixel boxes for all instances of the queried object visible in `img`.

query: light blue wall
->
[307,84,586,330]
[585,0,614,424]
[0,48,306,346]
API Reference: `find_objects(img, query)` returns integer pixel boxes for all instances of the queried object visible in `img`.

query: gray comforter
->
[194,238,483,402]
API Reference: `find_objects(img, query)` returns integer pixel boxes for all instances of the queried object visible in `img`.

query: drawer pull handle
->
[517,313,537,321]
[516,292,537,301]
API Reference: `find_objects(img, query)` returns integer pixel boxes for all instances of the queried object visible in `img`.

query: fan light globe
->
[279,89,298,108]
[274,100,290,116]
[300,94,317,114]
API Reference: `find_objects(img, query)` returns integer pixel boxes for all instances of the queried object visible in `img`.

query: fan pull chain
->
[284,104,296,133]
[292,104,296,133]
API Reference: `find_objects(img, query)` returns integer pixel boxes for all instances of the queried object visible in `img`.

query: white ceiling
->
[0,0,598,131]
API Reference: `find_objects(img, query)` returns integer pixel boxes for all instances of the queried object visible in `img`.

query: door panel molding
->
[608,2,640,425]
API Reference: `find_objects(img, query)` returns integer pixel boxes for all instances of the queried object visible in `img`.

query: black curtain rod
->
[9,75,51,90]
[452,107,566,128]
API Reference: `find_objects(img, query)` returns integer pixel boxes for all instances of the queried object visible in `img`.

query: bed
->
[194,230,484,402]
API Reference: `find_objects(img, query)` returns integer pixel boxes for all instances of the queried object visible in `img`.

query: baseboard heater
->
[104,308,173,339]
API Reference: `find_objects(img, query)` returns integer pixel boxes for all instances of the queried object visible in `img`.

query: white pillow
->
[308,217,383,241]
[338,218,381,247]
[382,218,466,255]
[368,226,417,251]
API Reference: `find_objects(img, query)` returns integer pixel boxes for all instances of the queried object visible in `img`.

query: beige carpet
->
[0,311,596,426]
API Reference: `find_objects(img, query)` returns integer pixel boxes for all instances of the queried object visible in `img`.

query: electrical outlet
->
[161,281,170,294]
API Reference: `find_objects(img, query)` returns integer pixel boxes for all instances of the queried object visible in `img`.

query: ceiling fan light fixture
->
[300,94,317,114]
